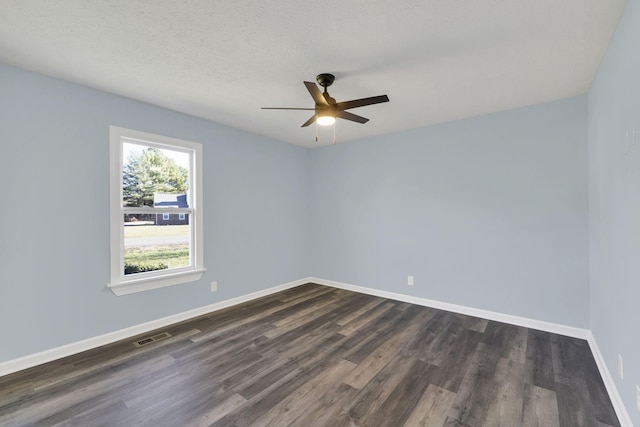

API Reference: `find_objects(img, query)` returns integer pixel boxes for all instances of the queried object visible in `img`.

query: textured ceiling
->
[0,0,627,147]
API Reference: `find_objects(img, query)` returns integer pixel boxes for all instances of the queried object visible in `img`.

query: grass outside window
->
[124,224,190,272]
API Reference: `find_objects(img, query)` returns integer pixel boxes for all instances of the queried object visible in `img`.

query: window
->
[109,126,204,295]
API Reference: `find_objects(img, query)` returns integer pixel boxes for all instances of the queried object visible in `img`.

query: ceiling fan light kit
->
[316,115,336,126]
[262,73,389,142]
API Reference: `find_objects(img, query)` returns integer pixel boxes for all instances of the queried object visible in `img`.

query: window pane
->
[123,215,191,275]
[122,142,190,208]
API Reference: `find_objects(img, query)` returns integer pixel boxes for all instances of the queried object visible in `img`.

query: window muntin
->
[109,127,204,295]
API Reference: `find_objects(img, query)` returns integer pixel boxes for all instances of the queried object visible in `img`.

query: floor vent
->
[134,332,172,347]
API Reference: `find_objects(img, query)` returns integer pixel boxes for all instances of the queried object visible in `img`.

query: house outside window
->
[109,126,204,295]
[155,194,190,225]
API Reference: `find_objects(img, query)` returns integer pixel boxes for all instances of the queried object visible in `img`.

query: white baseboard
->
[308,277,590,339]
[587,332,633,427]
[0,278,308,378]
[309,276,632,427]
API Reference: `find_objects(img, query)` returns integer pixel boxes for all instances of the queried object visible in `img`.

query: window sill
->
[108,268,206,296]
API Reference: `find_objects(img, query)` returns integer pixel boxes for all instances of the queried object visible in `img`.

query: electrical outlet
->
[407,276,414,286]
[211,281,218,292]
[618,355,624,379]
[636,385,640,413]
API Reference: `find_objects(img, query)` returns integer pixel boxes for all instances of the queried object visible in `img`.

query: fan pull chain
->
[333,122,336,145]
[315,122,318,143]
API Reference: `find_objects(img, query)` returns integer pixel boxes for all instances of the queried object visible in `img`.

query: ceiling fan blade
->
[304,81,329,106]
[261,107,315,110]
[336,110,369,124]
[334,95,389,111]
[301,114,317,127]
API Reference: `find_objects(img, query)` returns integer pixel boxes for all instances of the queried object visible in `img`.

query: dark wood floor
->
[0,284,620,426]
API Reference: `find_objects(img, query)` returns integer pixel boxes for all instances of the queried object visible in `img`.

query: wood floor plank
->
[48,398,130,427]
[341,304,436,367]
[2,374,125,426]
[583,350,620,426]
[342,308,434,389]
[121,376,234,426]
[262,301,340,339]
[338,344,424,424]
[587,373,620,426]
[482,321,528,364]
[393,301,412,311]
[525,328,556,391]
[0,284,620,427]
[454,313,489,333]
[276,283,335,303]
[212,338,352,426]
[0,350,179,425]
[521,383,560,427]
[171,322,272,366]
[288,382,360,427]
[447,343,502,426]
[431,329,483,392]
[234,332,343,400]
[403,383,457,427]
[34,393,127,427]
[190,288,337,343]
[550,333,585,384]
[406,310,455,362]
[270,296,338,328]
[555,379,600,427]
[191,393,248,427]
[0,350,173,408]
[476,356,526,426]
[18,328,199,397]
[338,301,396,336]
[367,360,442,426]
[256,359,356,427]
[550,333,619,426]
[343,305,416,364]
[335,298,386,326]
[120,364,191,409]
[252,291,370,355]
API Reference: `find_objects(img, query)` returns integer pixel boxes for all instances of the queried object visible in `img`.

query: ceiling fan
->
[262,73,390,128]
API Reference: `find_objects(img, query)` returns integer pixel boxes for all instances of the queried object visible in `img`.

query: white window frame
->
[162,213,170,221]
[179,213,186,220]
[108,126,205,296]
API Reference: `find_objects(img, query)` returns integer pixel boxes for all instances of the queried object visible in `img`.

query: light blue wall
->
[589,0,640,423]
[0,63,310,363]
[309,96,590,327]
[0,61,594,368]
